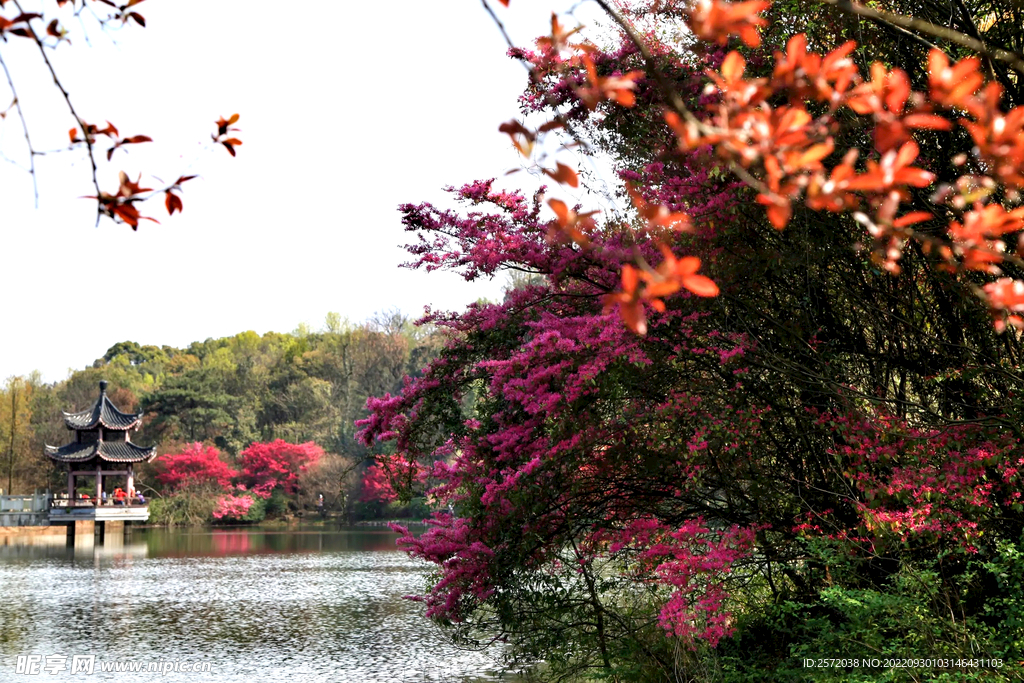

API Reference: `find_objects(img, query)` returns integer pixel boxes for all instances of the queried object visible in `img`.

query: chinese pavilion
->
[45,380,155,522]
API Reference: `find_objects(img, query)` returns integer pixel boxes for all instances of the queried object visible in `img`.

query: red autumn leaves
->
[676,39,940,244]
[1,1,243,228]
[68,121,154,161]
[0,3,235,227]
[651,1,1024,330]
[163,174,197,217]
[497,10,709,335]
[214,113,243,157]
[0,11,41,39]
[72,114,240,229]
[547,199,597,247]
[604,247,719,335]
[688,0,769,48]
[950,204,1024,273]
[496,0,1024,333]
[577,50,644,110]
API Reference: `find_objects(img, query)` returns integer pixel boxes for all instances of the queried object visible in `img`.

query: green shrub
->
[716,538,1024,682]
[242,495,266,523]
[147,486,218,526]
[263,489,289,518]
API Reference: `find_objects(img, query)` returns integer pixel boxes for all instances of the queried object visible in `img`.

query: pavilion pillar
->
[95,465,102,506]
[67,470,74,502]
[126,464,134,501]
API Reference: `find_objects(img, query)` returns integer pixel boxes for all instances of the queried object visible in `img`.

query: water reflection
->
[143,526,404,557]
[0,527,509,682]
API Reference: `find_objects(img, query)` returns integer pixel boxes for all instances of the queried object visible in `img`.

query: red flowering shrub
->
[360,465,398,504]
[152,443,236,492]
[359,455,426,504]
[238,440,323,499]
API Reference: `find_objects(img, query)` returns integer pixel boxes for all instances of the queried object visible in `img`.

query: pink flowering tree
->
[359,3,1024,677]
[238,439,323,499]
[359,463,399,505]
[211,492,266,523]
[359,454,426,504]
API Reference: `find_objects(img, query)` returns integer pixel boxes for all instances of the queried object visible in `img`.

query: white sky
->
[0,0,607,382]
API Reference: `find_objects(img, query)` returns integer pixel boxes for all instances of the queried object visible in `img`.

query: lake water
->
[0,527,510,682]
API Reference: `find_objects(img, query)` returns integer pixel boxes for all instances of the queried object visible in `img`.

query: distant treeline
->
[0,310,441,507]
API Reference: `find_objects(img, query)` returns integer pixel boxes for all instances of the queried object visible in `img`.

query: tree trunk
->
[6,386,17,495]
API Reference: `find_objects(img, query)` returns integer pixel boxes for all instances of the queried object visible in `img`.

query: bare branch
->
[0,50,37,207]
[824,0,1024,76]
[13,1,102,225]
[591,0,702,128]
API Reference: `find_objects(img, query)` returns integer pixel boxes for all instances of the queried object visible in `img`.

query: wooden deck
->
[48,500,150,522]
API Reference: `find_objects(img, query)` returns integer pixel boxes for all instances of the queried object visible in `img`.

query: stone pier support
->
[67,520,95,548]
[98,520,125,543]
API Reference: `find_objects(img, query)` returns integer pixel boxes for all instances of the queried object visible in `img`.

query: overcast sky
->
[0,1,605,382]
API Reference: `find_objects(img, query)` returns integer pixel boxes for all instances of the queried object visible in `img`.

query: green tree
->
[0,376,37,494]
[141,368,236,445]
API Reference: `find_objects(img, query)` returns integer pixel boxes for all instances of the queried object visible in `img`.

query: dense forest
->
[0,309,445,522]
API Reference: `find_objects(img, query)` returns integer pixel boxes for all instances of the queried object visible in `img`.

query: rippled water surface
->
[0,527,508,682]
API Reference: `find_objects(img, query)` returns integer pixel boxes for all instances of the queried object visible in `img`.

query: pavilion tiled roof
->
[62,382,142,430]
[44,441,157,464]
[45,381,156,465]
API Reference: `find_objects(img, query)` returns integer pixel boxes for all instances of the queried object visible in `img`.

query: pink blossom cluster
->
[391,515,497,620]
[828,412,1019,544]
[608,518,756,647]
[358,167,760,642]
[212,493,255,521]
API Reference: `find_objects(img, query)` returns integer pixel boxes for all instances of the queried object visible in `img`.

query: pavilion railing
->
[0,493,50,513]
[50,497,148,508]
